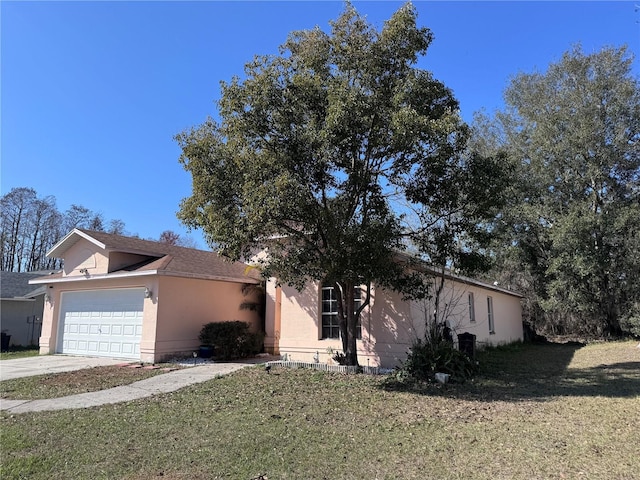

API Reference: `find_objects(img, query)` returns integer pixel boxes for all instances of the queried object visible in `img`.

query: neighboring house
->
[263,267,524,368]
[1,271,49,346]
[30,229,261,362]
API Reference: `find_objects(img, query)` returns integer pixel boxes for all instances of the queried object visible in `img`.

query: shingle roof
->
[44,229,261,284]
[1,271,50,298]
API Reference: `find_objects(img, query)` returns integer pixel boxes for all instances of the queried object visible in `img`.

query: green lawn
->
[1,341,638,480]
[0,346,39,360]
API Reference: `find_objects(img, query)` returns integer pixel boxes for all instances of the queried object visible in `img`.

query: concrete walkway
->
[1,357,272,415]
[0,355,125,381]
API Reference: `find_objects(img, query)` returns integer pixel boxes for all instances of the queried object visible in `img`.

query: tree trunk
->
[335,281,359,367]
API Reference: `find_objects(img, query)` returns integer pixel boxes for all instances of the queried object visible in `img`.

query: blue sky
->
[2,1,638,248]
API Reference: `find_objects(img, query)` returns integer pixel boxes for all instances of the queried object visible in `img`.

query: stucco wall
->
[268,276,523,368]
[152,276,261,361]
[38,236,263,362]
[38,274,261,363]
[266,280,380,367]
[62,240,109,276]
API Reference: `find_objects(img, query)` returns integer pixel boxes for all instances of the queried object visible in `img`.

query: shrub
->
[397,337,478,384]
[326,347,348,365]
[198,321,265,360]
[620,306,640,338]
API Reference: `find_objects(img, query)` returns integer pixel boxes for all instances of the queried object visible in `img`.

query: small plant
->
[199,321,265,360]
[326,347,348,365]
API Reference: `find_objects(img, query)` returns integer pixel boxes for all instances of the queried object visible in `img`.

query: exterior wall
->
[1,298,44,346]
[38,274,261,363]
[269,277,523,368]
[263,279,281,355]
[266,280,382,367]
[151,276,261,362]
[39,238,262,362]
[62,240,109,276]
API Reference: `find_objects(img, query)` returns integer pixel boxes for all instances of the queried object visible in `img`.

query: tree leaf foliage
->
[177,3,509,364]
[478,46,640,336]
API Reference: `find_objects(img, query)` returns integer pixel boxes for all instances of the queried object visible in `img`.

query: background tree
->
[476,46,640,336]
[177,4,508,365]
[107,219,127,235]
[1,187,127,272]
[158,230,197,248]
[63,204,93,232]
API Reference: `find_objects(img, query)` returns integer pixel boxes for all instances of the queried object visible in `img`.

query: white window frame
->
[487,296,495,334]
[468,292,476,323]
[321,285,362,340]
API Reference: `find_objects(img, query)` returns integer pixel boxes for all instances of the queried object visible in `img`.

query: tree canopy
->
[476,46,640,336]
[177,3,511,365]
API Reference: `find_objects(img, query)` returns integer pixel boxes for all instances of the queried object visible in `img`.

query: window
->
[321,285,362,339]
[468,292,476,323]
[487,296,495,334]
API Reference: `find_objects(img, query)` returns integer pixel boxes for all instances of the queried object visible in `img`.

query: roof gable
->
[42,229,260,284]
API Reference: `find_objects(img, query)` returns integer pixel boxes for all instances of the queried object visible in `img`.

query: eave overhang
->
[29,270,260,285]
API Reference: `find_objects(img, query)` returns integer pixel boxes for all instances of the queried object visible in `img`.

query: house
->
[262,267,524,368]
[30,229,262,362]
[30,228,523,367]
[1,271,49,347]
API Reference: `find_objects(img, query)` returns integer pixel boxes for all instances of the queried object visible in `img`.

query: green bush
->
[397,337,478,384]
[620,305,640,338]
[198,321,265,360]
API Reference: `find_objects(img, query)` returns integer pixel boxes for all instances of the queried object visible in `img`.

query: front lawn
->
[1,341,638,479]
[0,346,39,360]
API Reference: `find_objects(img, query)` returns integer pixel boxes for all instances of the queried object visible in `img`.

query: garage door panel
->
[58,289,144,360]
[121,343,135,355]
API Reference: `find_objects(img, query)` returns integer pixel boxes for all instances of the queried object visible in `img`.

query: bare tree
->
[1,188,126,272]
[0,188,38,271]
[158,230,197,248]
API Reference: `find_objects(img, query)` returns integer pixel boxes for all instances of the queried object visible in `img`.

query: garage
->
[57,288,144,360]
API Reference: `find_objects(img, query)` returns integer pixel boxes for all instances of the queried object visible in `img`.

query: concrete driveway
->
[0,355,125,381]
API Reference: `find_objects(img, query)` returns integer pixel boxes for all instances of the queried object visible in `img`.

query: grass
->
[1,341,638,479]
[0,365,179,400]
[0,346,39,360]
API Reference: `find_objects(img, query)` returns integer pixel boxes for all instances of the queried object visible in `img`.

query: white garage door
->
[57,288,144,360]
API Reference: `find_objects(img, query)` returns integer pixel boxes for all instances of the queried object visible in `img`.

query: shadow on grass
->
[381,342,640,401]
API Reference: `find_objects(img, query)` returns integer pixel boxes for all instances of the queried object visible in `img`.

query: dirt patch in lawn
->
[0,364,180,400]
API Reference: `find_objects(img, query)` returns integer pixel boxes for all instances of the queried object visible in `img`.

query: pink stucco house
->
[263,269,524,368]
[30,229,262,363]
[32,229,523,367]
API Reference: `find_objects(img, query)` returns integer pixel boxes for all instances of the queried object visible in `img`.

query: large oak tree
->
[477,46,640,336]
[177,4,508,365]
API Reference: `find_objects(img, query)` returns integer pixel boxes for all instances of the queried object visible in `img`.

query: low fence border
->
[266,360,386,375]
